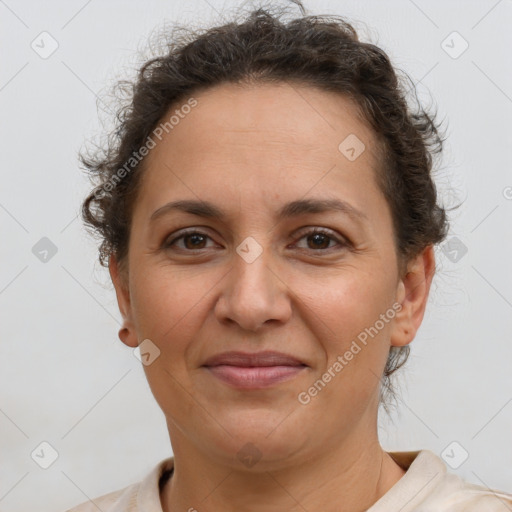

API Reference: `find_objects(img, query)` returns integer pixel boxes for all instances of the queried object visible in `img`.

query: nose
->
[214,247,292,333]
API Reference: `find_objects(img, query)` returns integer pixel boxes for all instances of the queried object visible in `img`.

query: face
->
[110,82,434,468]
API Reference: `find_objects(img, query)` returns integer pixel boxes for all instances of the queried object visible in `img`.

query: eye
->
[162,227,348,254]
[163,229,218,252]
[292,227,348,252]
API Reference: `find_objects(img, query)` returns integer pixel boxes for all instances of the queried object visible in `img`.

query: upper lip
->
[202,351,306,367]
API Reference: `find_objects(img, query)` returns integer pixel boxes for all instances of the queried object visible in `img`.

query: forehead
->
[156,81,379,156]
[136,81,386,222]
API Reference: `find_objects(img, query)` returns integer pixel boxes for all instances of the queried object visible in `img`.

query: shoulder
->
[375,449,512,512]
[63,456,174,512]
[64,482,138,512]
[423,471,512,511]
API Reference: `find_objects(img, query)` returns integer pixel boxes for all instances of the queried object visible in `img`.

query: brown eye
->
[306,232,331,250]
[293,228,347,252]
[181,233,208,250]
[163,230,215,251]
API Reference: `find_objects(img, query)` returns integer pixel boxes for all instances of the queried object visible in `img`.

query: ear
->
[109,253,139,348]
[390,245,435,347]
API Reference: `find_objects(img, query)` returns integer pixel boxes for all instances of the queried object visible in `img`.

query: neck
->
[161,424,406,512]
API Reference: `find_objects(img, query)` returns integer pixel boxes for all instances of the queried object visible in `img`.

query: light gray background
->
[1,0,511,511]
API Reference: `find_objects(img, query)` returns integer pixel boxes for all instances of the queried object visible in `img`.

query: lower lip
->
[204,365,306,389]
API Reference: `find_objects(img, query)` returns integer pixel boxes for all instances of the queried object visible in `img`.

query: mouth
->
[202,351,308,389]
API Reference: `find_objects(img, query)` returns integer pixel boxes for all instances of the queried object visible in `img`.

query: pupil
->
[310,233,328,249]
[186,234,205,249]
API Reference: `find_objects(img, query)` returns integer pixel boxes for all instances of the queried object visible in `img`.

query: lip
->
[202,351,307,389]
[202,350,305,367]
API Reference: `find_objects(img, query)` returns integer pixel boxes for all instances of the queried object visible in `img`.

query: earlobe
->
[390,245,435,347]
[109,254,139,348]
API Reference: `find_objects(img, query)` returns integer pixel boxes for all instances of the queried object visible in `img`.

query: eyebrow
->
[150,198,368,223]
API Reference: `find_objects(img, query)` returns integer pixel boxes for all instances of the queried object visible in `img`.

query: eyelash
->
[162,227,348,254]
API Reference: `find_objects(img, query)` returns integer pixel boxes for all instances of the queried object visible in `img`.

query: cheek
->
[129,262,234,413]
[297,276,393,422]
[298,269,396,406]
[303,271,393,344]
[130,269,206,357]
[132,270,205,416]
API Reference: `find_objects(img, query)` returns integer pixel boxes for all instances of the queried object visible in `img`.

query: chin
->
[211,412,305,455]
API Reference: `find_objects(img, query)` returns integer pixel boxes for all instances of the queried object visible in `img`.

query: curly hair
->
[79,0,450,415]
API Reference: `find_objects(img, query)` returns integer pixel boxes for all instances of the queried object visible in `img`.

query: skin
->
[109,81,435,512]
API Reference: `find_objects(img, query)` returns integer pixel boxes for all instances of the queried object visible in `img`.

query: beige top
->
[65,449,512,511]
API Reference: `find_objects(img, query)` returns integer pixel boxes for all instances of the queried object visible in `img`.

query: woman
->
[68,1,512,511]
